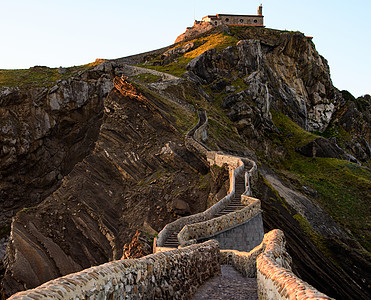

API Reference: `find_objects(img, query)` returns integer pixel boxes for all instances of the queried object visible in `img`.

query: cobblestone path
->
[192,265,258,299]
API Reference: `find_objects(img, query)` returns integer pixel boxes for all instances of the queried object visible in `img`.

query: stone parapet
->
[156,110,253,249]
[201,213,264,251]
[8,240,220,300]
[185,110,209,155]
[256,230,334,300]
[220,240,265,278]
[178,197,261,246]
[155,161,243,248]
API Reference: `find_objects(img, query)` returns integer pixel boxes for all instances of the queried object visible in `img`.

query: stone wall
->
[256,230,334,300]
[155,161,243,248]
[155,109,331,299]
[8,240,220,300]
[220,15,264,26]
[202,14,264,27]
[154,111,260,252]
[199,213,264,251]
[220,233,267,278]
[177,196,261,247]
[219,229,333,299]
[156,111,251,249]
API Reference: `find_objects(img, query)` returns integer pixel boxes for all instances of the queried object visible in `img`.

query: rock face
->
[326,91,371,163]
[296,137,358,162]
[256,170,371,300]
[175,21,214,43]
[121,230,152,260]
[182,26,370,164]
[186,32,337,134]
[1,77,226,297]
[0,70,113,238]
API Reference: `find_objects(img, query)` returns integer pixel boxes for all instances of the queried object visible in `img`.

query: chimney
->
[258,4,263,16]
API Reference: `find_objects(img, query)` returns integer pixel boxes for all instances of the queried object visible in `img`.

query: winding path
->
[192,265,258,300]
[162,167,248,248]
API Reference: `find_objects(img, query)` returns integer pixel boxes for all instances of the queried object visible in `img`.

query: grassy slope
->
[137,32,238,77]
[0,60,103,88]
[268,112,371,252]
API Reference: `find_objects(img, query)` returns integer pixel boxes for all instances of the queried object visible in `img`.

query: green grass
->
[137,33,238,77]
[183,33,238,58]
[131,81,198,135]
[267,111,371,252]
[262,175,292,213]
[206,117,245,151]
[161,80,245,149]
[293,213,334,260]
[0,60,103,88]
[140,56,192,77]
[133,73,162,83]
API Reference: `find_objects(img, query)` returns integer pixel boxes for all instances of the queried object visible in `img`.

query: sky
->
[0,0,370,97]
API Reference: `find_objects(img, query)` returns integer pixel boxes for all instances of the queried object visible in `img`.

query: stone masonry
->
[8,241,220,300]
[198,213,264,251]
[201,5,264,27]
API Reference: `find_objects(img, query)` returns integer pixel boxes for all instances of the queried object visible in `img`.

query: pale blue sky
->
[0,0,370,97]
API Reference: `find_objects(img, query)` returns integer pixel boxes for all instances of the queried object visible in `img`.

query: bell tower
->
[258,4,263,16]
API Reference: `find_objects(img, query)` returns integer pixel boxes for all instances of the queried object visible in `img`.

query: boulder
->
[172,199,191,216]
[296,138,358,163]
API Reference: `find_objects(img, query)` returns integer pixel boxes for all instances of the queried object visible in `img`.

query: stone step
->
[223,206,245,210]
[161,167,251,247]
[228,201,243,204]
[217,209,240,214]
[163,243,178,247]
[164,239,178,243]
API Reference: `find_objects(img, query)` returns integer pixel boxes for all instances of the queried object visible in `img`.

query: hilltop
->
[0,25,370,299]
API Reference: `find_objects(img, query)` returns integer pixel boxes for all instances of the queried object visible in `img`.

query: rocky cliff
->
[1,25,370,299]
[0,66,227,297]
[0,64,113,257]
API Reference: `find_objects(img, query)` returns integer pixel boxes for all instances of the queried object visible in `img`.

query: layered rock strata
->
[1,77,225,297]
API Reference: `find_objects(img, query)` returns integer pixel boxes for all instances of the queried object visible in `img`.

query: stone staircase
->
[214,173,246,217]
[155,109,261,251]
[162,165,249,249]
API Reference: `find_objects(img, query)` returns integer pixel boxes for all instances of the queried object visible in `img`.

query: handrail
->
[257,230,334,299]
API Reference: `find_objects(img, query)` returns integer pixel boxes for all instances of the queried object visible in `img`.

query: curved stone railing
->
[220,231,268,278]
[256,230,334,300]
[155,111,251,248]
[177,196,261,246]
[155,158,244,248]
[8,240,220,300]
[218,229,333,299]
[156,110,259,250]
[185,110,210,155]
[244,159,257,197]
